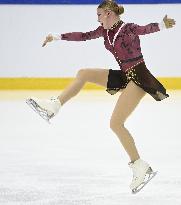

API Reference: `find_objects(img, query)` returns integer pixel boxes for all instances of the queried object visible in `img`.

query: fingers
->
[163,14,167,20]
[163,15,176,28]
[167,18,176,28]
[42,38,48,47]
[163,14,168,24]
[42,41,47,47]
[42,34,53,47]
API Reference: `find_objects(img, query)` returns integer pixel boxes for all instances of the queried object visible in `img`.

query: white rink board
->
[0,4,180,77]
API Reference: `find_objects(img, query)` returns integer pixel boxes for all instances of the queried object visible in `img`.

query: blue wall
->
[0,0,180,4]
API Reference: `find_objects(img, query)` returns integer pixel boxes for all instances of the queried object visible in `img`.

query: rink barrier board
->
[0,77,181,89]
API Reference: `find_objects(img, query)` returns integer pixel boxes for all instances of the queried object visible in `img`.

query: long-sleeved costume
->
[60,21,169,101]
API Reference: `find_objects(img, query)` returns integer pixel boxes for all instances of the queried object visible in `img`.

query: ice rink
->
[0,90,181,205]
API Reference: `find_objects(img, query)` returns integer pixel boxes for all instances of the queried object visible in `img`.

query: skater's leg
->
[110,81,146,162]
[26,68,109,120]
[58,68,109,105]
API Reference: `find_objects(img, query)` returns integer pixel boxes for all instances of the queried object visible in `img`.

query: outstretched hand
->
[163,15,176,29]
[42,34,54,47]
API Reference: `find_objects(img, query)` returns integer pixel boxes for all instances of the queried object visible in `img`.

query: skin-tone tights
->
[58,68,146,162]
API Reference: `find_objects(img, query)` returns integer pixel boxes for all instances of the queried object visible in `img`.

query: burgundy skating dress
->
[61,21,169,101]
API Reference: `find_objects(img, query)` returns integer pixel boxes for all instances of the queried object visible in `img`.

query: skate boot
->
[26,97,61,122]
[129,159,157,194]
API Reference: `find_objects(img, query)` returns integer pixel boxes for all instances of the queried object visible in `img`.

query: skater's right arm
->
[42,26,104,47]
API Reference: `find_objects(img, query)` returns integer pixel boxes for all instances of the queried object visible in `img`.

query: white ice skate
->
[129,159,157,194]
[26,97,61,123]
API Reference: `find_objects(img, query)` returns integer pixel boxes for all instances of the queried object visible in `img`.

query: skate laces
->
[129,160,142,181]
[50,97,61,106]
[130,165,139,181]
[129,159,149,182]
[36,97,60,115]
[49,97,61,114]
[50,97,58,102]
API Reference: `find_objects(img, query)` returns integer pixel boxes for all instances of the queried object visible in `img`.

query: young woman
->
[27,0,175,193]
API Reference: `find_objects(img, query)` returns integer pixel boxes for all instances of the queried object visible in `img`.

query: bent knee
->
[76,69,91,80]
[110,117,125,131]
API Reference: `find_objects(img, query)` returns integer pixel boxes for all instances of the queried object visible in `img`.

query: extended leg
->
[26,68,109,121]
[58,68,109,105]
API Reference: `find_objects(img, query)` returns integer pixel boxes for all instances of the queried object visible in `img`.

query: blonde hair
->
[98,0,124,15]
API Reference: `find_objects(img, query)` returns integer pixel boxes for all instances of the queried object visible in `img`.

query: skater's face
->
[97,8,112,29]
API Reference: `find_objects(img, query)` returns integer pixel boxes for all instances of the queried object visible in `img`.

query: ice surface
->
[0,90,181,205]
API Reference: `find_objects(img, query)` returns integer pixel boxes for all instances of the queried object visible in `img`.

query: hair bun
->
[118,5,124,15]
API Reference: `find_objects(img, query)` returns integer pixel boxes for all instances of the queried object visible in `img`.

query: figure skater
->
[26,0,175,193]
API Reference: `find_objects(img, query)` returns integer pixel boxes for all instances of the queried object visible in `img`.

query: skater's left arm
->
[129,15,176,36]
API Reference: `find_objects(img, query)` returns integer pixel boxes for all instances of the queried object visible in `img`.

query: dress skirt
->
[106,62,169,101]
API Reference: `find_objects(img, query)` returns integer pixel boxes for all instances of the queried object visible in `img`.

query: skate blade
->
[132,171,157,194]
[26,98,54,123]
